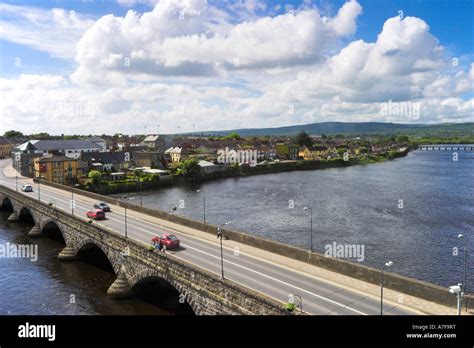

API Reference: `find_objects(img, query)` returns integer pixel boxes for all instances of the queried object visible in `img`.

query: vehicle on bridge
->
[86,209,106,220]
[94,202,111,212]
[21,184,33,192]
[152,233,180,250]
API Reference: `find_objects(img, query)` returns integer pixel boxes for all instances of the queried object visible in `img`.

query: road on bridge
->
[0,159,419,315]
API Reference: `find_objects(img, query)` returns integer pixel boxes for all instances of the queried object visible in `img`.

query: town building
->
[13,139,101,177]
[139,135,166,152]
[198,160,226,174]
[86,136,107,152]
[132,151,166,169]
[34,156,82,184]
[81,151,130,173]
[0,136,26,159]
[299,145,329,160]
[275,143,300,160]
[164,147,189,163]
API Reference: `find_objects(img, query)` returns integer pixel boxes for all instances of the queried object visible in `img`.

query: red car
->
[86,209,106,220]
[152,233,180,250]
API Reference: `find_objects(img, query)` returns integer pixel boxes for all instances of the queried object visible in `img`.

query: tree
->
[88,170,102,187]
[336,147,347,157]
[134,169,142,181]
[29,132,52,140]
[295,131,312,147]
[396,135,409,143]
[359,146,368,154]
[4,130,24,138]
[223,132,241,140]
[176,158,201,182]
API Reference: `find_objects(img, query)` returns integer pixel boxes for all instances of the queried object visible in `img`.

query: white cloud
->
[0,1,472,135]
[0,3,95,59]
[70,0,363,85]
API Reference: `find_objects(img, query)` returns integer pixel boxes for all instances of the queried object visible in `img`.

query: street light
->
[71,184,80,215]
[380,261,393,315]
[449,284,463,315]
[217,221,231,279]
[136,178,143,207]
[196,189,206,223]
[15,175,18,192]
[303,206,313,252]
[458,234,468,312]
[37,176,41,202]
[291,294,304,313]
[122,195,134,238]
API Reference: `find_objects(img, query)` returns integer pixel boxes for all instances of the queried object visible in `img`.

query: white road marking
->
[1,176,368,315]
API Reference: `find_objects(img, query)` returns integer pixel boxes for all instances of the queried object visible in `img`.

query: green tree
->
[134,169,142,181]
[336,147,347,157]
[88,170,102,187]
[176,158,202,182]
[4,130,24,138]
[29,132,52,140]
[359,146,368,154]
[295,131,313,147]
[223,132,241,140]
[396,135,409,143]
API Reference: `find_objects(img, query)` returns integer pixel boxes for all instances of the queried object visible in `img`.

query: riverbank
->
[87,147,412,193]
[196,147,411,182]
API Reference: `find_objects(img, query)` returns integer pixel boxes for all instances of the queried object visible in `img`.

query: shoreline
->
[104,146,413,194]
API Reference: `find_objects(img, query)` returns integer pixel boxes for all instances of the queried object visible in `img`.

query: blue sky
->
[0,0,472,134]
[1,0,472,77]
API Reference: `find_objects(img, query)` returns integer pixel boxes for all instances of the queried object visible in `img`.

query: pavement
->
[0,159,467,315]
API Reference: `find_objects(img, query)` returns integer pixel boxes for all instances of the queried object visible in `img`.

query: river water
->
[1,148,472,314]
[0,212,172,315]
[130,149,474,290]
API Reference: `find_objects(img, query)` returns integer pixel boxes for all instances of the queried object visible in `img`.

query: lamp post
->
[293,294,303,313]
[196,189,206,223]
[122,195,134,238]
[71,184,80,215]
[15,175,18,192]
[303,206,313,252]
[136,178,143,207]
[449,284,464,315]
[380,261,393,315]
[36,171,41,202]
[217,221,231,279]
[458,234,468,312]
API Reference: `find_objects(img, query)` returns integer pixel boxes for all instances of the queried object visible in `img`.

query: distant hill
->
[194,122,474,137]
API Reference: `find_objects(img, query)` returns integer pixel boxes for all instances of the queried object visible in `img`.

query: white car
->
[21,184,33,192]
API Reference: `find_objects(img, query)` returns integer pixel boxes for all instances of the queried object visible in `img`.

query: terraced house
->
[33,155,82,184]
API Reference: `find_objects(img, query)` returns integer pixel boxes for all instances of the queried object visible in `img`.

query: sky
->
[0,0,472,135]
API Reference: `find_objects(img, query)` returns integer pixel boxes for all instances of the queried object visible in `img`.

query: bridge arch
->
[129,269,198,315]
[1,196,13,212]
[39,220,67,244]
[75,239,120,276]
[17,206,36,225]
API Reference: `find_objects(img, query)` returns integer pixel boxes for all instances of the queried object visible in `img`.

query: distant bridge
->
[417,145,474,151]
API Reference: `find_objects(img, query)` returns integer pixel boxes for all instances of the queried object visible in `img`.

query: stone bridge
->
[0,185,287,315]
